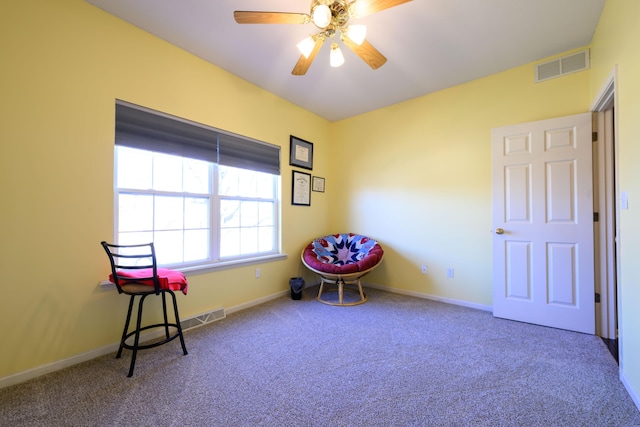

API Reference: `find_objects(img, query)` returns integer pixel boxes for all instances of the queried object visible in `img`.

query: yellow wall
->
[331,54,591,306]
[1,0,639,406]
[590,0,640,405]
[0,0,331,378]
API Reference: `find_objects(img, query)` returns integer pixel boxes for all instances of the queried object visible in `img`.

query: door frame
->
[590,66,620,344]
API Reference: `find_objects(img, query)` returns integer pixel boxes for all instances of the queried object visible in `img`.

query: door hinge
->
[594,212,599,222]
[595,293,601,303]
[592,131,598,142]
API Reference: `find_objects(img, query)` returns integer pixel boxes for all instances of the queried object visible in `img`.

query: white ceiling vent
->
[535,49,590,83]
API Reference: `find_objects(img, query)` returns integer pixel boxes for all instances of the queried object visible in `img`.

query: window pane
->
[240,227,258,255]
[154,230,184,264]
[113,253,153,268]
[119,194,153,232]
[184,229,209,262]
[220,200,240,228]
[185,197,209,229]
[240,201,258,227]
[259,202,274,226]
[238,169,257,198]
[155,196,184,231]
[256,172,274,199]
[117,147,152,190]
[220,228,240,258]
[258,227,274,252]
[118,231,153,247]
[183,158,210,193]
[219,166,239,196]
[153,153,182,192]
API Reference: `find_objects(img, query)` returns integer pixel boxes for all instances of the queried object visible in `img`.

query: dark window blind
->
[218,133,280,175]
[115,102,280,175]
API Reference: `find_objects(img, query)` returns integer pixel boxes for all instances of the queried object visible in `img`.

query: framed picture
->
[289,135,313,170]
[292,170,311,206]
[312,176,325,192]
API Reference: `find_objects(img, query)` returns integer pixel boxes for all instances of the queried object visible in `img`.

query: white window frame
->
[113,102,284,273]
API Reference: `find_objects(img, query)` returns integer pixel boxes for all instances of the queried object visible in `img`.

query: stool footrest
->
[120,323,187,352]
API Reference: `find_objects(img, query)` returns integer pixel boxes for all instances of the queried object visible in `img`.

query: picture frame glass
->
[312,176,325,192]
[289,136,313,170]
[292,170,311,206]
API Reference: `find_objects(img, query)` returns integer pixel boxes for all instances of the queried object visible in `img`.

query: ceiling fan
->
[234,0,412,76]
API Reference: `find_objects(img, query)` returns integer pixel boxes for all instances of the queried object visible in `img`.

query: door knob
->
[495,228,505,235]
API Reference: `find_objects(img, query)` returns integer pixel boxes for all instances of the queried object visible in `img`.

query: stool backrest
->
[101,241,160,294]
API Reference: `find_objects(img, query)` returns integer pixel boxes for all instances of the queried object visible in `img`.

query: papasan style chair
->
[301,233,384,306]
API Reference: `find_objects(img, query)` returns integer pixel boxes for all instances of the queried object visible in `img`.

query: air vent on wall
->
[180,307,226,331]
[535,49,590,83]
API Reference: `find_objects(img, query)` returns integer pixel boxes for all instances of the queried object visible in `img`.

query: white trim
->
[590,66,623,365]
[225,289,289,315]
[590,66,616,112]
[99,253,288,290]
[591,68,617,324]
[621,370,640,411]
[592,110,617,339]
[180,254,288,276]
[588,68,637,413]
[0,342,120,389]
[0,288,288,389]
[365,282,492,312]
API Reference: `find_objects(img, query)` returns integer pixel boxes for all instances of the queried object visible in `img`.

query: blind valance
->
[115,102,280,175]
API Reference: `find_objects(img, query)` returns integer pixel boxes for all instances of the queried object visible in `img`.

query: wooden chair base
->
[316,277,368,306]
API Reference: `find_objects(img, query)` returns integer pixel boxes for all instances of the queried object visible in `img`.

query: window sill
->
[99,253,288,291]
[180,253,288,276]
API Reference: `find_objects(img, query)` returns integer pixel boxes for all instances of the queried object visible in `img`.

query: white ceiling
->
[85,0,605,122]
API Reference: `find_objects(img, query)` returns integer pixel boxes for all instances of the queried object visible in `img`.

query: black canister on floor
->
[289,277,305,300]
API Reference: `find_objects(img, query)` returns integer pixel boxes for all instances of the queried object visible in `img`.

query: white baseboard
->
[0,288,289,390]
[365,282,493,312]
[0,342,120,389]
[620,369,640,412]
[225,289,289,315]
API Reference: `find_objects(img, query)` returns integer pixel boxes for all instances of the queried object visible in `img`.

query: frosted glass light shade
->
[330,43,345,67]
[312,4,332,28]
[349,1,366,18]
[297,36,315,58]
[346,25,366,45]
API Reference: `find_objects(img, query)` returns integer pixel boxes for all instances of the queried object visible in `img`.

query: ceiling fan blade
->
[292,37,325,76]
[350,0,412,17]
[233,11,310,24]
[341,37,387,70]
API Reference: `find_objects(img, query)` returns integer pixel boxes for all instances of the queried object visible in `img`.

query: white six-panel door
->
[492,113,594,334]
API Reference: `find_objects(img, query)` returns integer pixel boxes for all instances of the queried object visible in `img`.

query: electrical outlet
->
[255,268,261,278]
[421,265,428,274]
[447,268,454,278]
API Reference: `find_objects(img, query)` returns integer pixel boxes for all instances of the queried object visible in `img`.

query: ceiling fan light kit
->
[329,43,345,67]
[345,24,366,45]
[297,36,317,58]
[234,0,412,75]
[311,3,332,28]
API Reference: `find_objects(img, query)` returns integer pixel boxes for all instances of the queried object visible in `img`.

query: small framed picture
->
[289,135,313,170]
[292,170,311,206]
[312,176,325,192]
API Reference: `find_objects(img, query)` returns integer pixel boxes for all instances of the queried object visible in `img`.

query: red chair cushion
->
[110,268,188,295]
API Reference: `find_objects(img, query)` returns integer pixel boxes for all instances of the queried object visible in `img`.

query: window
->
[114,102,280,269]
